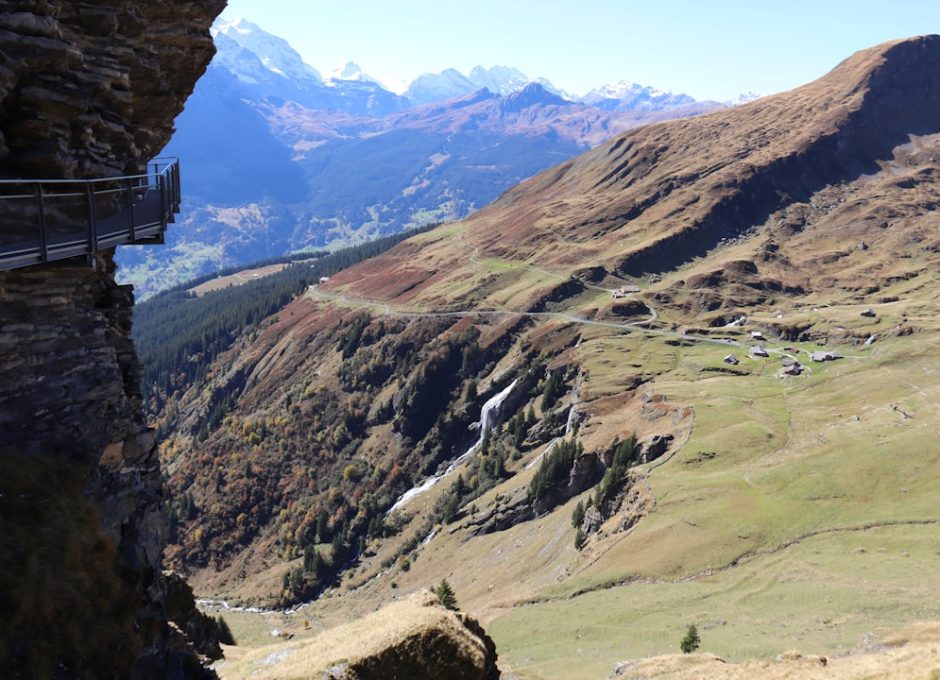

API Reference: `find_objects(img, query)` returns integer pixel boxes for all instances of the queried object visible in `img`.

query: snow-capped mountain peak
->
[580,80,696,112]
[467,65,530,96]
[212,16,249,35]
[209,16,702,116]
[332,62,364,80]
[405,68,479,106]
[405,65,571,107]
[588,80,650,99]
[212,16,322,85]
[725,91,761,106]
[327,62,383,86]
[210,16,408,116]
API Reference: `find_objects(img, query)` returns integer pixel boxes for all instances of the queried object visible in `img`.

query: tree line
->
[133,224,438,414]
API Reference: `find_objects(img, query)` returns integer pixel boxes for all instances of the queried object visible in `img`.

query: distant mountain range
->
[404,65,570,105]
[117,17,732,296]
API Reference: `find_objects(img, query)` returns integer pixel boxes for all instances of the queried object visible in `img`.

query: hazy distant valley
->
[116,17,724,297]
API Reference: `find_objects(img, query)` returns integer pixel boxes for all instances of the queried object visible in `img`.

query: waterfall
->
[468,378,519,457]
[564,404,577,436]
[387,378,519,514]
[564,369,582,437]
[524,438,557,471]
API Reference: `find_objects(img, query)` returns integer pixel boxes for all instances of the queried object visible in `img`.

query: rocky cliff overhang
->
[0,0,225,179]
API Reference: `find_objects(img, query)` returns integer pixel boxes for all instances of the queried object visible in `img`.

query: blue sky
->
[221,0,940,100]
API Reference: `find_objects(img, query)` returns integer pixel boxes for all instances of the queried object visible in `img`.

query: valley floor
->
[201,256,940,679]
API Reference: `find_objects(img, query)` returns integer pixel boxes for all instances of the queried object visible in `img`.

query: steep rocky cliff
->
[0,1,225,677]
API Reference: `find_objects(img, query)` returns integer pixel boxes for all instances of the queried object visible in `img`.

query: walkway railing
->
[0,157,181,271]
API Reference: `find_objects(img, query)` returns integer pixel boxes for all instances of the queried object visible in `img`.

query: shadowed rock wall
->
[0,1,226,676]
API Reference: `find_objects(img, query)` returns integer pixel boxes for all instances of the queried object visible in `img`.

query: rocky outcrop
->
[466,450,604,535]
[0,0,225,676]
[464,486,535,536]
[568,451,605,493]
[522,404,569,447]
[216,591,500,680]
[640,434,674,463]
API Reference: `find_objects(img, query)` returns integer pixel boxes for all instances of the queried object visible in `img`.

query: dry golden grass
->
[214,590,493,680]
[188,263,292,297]
[607,622,940,679]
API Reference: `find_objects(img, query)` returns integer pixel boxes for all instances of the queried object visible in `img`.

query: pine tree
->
[316,509,330,543]
[434,578,458,610]
[541,370,563,411]
[167,503,179,543]
[303,545,320,575]
[571,499,585,529]
[181,492,196,520]
[480,429,492,456]
[465,379,478,403]
[574,527,587,550]
[513,414,528,448]
[331,532,344,563]
[680,624,700,653]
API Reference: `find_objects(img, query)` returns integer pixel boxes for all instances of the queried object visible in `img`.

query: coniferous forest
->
[133,225,436,413]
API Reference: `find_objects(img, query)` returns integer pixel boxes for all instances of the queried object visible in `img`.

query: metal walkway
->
[0,157,181,271]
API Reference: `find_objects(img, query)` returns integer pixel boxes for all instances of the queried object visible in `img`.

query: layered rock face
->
[0,0,225,676]
[0,255,142,453]
[0,0,222,178]
[0,254,164,570]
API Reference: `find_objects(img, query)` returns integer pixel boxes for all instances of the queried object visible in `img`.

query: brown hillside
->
[165,35,940,595]
[328,35,940,305]
[160,38,940,677]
